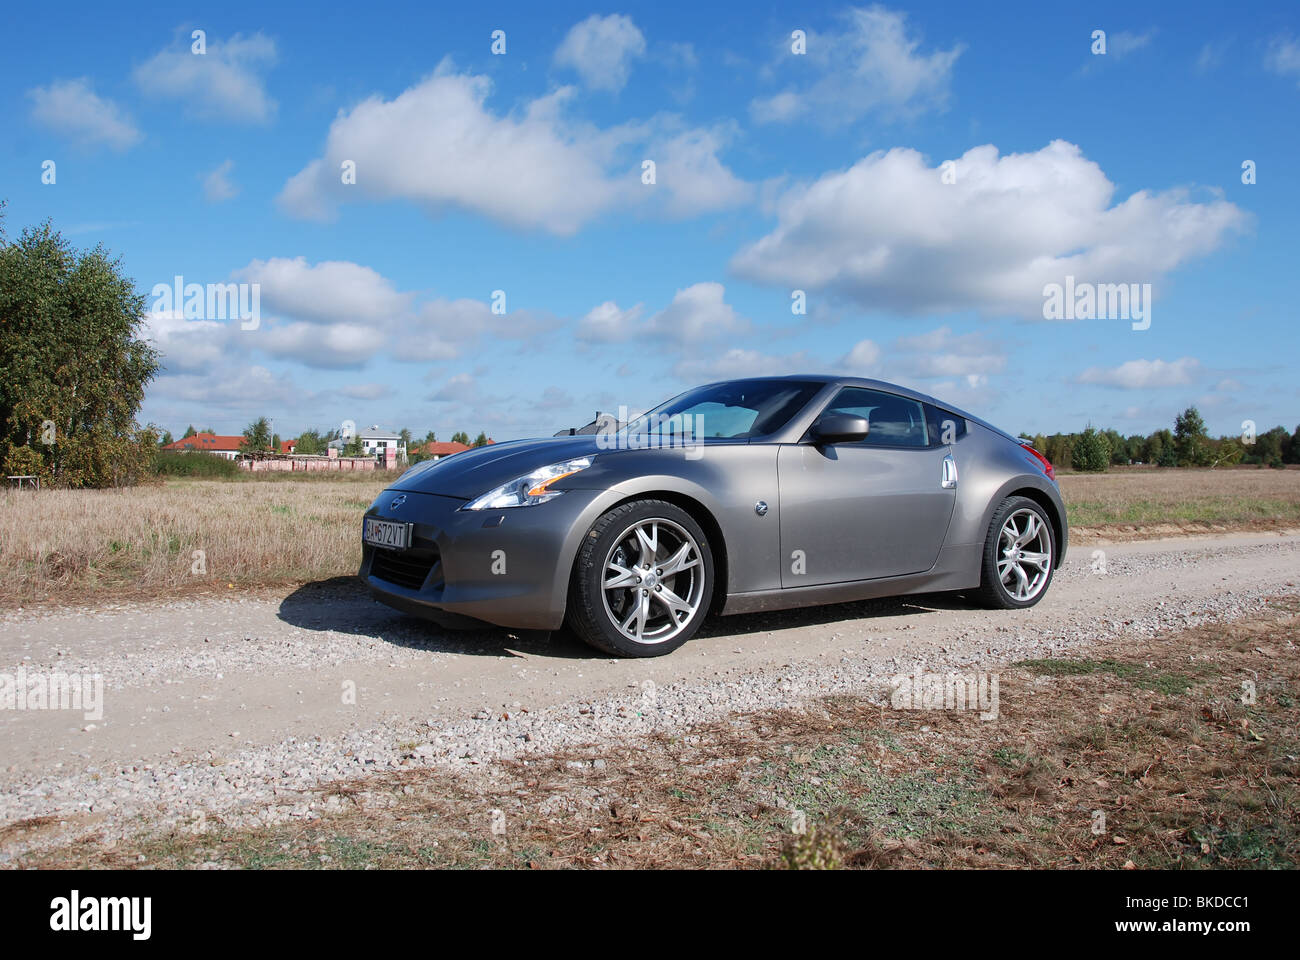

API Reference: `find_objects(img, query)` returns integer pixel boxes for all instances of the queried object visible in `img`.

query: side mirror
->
[812,414,869,444]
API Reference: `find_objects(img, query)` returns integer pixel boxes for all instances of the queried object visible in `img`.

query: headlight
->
[462,457,593,510]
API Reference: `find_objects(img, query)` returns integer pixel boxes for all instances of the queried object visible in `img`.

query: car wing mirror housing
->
[811,414,870,444]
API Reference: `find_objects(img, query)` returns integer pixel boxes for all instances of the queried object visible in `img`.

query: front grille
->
[370,547,440,591]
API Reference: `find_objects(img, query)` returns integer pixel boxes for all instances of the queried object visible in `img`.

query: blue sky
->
[3,0,1297,442]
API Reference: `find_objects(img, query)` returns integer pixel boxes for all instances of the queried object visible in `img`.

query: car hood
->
[389,436,601,499]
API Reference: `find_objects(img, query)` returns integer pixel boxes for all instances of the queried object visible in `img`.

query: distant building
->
[416,440,471,460]
[355,426,406,465]
[162,433,243,460]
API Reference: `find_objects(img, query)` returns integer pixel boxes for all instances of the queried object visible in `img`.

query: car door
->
[777,387,956,587]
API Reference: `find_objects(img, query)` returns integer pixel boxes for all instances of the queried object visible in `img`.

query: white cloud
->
[142,310,231,373]
[339,383,391,401]
[577,282,747,344]
[1265,35,1300,83]
[139,256,551,371]
[1075,357,1202,389]
[147,364,303,415]
[278,66,749,233]
[646,125,752,217]
[891,326,1006,378]
[134,32,277,123]
[234,257,412,325]
[731,140,1249,318]
[429,373,480,403]
[1196,42,1224,72]
[1107,30,1154,59]
[839,339,882,373]
[651,282,747,340]
[203,159,238,202]
[554,14,646,92]
[27,79,140,150]
[577,300,645,343]
[258,321,387,369]
[751,6,962,125]
[672,347,814,382]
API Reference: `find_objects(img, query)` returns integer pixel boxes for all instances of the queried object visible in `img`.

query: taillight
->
[1021,443,1055,481]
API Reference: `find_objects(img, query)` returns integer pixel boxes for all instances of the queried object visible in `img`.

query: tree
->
[451,431,470,445]
[423,430,437,444]
[343,435,364,456]
[1207,436,1244,469]
[240,417,272,453]
[1174,406,1209,467]
[1043,434,1072,472]
[1103,429,1127,465]
[0,214,160,487]
[1071,427,1110,472]
[182,425,198,439]
[159,430,174,447]
[399,427,412,448]
[1252,426,1289,469]
[294,428,325,455]
[1144,429,1174,467]
[473,431,489,447]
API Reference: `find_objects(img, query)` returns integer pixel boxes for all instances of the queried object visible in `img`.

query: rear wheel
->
[567,500,713,657]
[975,496,1056,609]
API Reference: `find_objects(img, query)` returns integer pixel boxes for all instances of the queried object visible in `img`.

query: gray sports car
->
[360,376,1066,657]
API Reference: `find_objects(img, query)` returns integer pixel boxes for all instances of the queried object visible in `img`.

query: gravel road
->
[1,530,1296,859]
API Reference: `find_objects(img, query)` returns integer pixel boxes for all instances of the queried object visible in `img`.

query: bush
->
[1071,427,1111,473]
[154,451,240,479]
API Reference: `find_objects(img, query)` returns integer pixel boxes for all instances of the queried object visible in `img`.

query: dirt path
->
[1,531,1296,856]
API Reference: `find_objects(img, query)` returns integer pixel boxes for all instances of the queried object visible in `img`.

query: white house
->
[358,426,406,460]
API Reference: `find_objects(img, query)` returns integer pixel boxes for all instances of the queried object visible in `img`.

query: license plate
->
[363,517,411,549]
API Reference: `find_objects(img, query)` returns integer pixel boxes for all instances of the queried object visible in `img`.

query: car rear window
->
[925,404,968,445]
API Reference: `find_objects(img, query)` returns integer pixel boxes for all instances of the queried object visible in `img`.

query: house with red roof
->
[415,440,471,460]
[162,433,244,460]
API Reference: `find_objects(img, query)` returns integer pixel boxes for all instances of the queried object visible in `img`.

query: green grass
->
[1066,497,1300,528]
[1016,657,1206,695]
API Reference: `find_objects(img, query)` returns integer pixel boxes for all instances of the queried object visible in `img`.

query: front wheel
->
[566,500,714,657]
[975,496,1056,609]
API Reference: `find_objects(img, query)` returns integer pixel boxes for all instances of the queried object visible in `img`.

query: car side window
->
[821,388,929,447]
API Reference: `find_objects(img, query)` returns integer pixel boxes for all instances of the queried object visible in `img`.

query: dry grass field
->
[1,466,1297,608]
[0,473,389,607]
[1059,466,1300,540]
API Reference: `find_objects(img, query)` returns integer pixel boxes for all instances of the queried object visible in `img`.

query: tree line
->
[1020,407,1300,473]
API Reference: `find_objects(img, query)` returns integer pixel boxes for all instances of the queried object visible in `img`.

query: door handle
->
[941,455,958,489]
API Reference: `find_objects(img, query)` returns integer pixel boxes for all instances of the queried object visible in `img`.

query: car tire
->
[567,499,714,657]
[975,496,1056,610]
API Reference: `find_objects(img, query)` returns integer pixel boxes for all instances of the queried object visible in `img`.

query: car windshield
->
[624,380,822,441]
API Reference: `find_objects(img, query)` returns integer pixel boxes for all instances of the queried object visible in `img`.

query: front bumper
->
[360,488,608,631]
